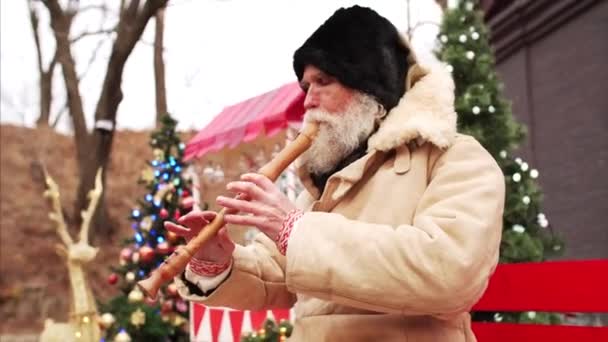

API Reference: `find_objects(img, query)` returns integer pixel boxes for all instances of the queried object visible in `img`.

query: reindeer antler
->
[42,165,73,246]
[79,168,103,244]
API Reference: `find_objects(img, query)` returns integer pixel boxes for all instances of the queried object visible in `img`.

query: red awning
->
[184,82,305,160]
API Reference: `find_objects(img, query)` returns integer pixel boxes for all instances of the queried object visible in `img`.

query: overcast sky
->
[0,0,442,133]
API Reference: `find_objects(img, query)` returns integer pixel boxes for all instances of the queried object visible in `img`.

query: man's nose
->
[303,87,319,110]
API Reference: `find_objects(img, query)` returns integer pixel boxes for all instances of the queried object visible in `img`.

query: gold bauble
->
[140,167,155,183]
[98,313,116,329]
[172,315,187,327]
[128,288,144,303]
[113,331,132,342]
[130,308,146,327]
[140,217,152,231]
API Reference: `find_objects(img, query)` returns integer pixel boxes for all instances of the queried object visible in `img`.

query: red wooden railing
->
[471,259,608,341]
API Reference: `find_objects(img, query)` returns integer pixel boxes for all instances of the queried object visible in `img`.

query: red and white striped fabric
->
[190,303,295,342]
[184,82,305,161]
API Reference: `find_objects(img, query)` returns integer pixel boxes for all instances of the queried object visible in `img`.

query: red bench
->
[471,259,608,341]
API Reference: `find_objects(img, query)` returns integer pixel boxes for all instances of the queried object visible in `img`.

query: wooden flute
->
[137,123,318,299]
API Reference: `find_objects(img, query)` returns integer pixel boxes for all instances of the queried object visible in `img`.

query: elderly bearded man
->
[167,6,505,341]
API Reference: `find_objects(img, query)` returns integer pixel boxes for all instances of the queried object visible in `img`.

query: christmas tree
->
[241,318,293,342]
[99,115,198,341]
[435,0,564,323]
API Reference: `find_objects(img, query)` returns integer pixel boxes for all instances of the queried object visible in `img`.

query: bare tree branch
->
[70,27,117,44]
[77,3,109,15]
[78,37,108,81]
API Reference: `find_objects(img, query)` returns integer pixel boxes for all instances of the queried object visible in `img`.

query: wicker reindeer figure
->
[39,168,103,342]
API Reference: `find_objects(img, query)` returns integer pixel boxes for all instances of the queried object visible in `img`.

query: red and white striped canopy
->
[184,82,305,161]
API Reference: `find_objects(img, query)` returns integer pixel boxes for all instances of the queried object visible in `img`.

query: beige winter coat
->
[176,63,505,341]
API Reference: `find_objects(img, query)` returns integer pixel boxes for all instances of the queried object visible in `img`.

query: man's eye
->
[318,77,331,86]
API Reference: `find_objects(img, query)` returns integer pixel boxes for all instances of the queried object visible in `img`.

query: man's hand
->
[217,173,297,241]
[164,210,234,263]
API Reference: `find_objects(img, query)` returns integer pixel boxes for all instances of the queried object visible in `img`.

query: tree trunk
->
[76,0,170,239]
[154,7,167,125]
[48,11,89,166]
[28,0,56,128]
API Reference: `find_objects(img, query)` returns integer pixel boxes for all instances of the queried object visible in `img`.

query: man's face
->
[300,65,354,114]
[299,65,380,176]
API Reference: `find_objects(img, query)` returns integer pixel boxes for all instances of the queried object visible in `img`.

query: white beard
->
[300,93,380,175]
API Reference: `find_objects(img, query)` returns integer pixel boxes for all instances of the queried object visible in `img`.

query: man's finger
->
[226,181,268,202]
[218,227,236,252]
[241,173,276,192]
[217,196,268,217]
[178,211,210,228]
[164,221,191,236]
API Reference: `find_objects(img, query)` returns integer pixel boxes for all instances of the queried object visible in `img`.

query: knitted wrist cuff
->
[188,257,232,277]
[276,209,304,255]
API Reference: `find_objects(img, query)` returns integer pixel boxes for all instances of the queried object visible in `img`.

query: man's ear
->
[375,103,387,122]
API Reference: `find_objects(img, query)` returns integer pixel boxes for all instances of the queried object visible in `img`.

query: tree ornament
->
[530,169,539,179]
[125,272,136,283]
[499,150,507,159]
[175,298,188,313]
[159,208,169,219]
[132,252,140,263]
[512,173,522,182]
[130,308,146,327]
[488,105,496,113]
[520,162,529,171]
[156,241,171,254]
[440,35,448,43]
[466,51,475,60]
[128,288,144,303]
[140,167,155,183]
[472,106,481,114]
[153,148,164,160]
[107,273,119,285]
[174,209,181,220]
[181,196,194,209]
[139,246,155,263]
[522,196,531,205]
[446,64,454,73]
[161,299,174,313]
[98,312,116,329]
[172,314,187,327]
[465,1,474,10]
[113,330,132,342]
[459,34,467,43]
[181,188,190,197]
[140,216,152,231]
[120,248,133,262]
[515,157,523,165]
[471,31,480,40]
[512,224,526,233]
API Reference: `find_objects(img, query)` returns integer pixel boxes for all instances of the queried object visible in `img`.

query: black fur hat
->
[293,5,411,111]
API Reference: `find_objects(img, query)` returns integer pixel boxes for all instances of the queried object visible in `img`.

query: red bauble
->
[181,189,190,197]
[161,299,174,313]
[156,242,170,255]
[139,246,155,263]
[107,273,118,285]
[159,208,169,219]
[174,210,181,220]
